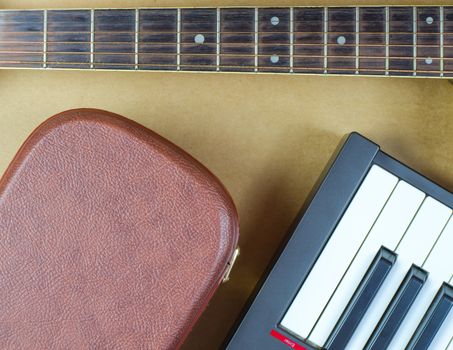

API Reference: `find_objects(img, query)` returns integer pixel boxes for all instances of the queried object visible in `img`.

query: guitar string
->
[0,60,445,74]
[0,9,449,27]
[0,42,447,48]
[0,35,446,49]
[0,36,446,59]
[0,18,449,24]
[0,45,447,60]
[0,30,450,35]
[0,22,448,27]
[0,41,446,53]
[0,52,447,61]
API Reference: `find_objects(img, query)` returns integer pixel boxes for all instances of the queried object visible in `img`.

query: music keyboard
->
[226,133,453,350]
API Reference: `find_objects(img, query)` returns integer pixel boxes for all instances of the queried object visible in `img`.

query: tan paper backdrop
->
[1,1,453,348]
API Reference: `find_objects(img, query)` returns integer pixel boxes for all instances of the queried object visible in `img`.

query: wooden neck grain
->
[0,6,452,78]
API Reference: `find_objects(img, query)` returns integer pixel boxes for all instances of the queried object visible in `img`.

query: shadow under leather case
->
[0,109,239,349]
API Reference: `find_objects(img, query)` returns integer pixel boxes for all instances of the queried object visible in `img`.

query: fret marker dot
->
[270,54,279,64]
[425,57,433,65]
[271,16,280,25]
[337,36,346,45]
[426,16,434,25]
[194,34,205,44]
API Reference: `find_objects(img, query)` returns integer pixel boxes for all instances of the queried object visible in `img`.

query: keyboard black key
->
[364,265,429,350]
[325,246,397,350]
[406,283,453,350]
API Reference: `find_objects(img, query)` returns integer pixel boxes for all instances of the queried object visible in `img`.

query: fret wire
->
[385,6,389,75]
[42,9,47,69]
[135,9,139,70]
[90,9,94,69]
[216,7,220,71]
[254,8,258,72]
[355,7,359,74]
[290,7,294,73]
[177,8,181,71]
[323,7,328,74]
[0,59,446,74]
[440,6,445,76]
[413,7,417,76]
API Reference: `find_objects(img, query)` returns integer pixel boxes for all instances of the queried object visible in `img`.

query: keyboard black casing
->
[226,132,453,350]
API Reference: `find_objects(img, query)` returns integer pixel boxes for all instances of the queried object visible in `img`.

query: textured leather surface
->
[0,109,239,350]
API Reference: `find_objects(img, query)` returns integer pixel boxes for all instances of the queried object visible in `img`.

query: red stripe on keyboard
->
[270,329,307,350]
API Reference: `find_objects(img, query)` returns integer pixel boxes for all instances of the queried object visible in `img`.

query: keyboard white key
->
[345,197,452,350]
[446,336,453,350]
[387,216,453,350]
[308,180,425,345]
[427,276,453,350]
[280,165,398,339]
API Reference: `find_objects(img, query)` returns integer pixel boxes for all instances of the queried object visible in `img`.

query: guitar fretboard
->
[1,6,453,77]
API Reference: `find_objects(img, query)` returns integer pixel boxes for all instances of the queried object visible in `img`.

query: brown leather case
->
[0,109,239,349]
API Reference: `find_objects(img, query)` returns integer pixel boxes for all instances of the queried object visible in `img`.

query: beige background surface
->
[1,1,453,349]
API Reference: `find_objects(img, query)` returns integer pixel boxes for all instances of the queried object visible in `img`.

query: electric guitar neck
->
[1,6,452,78]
